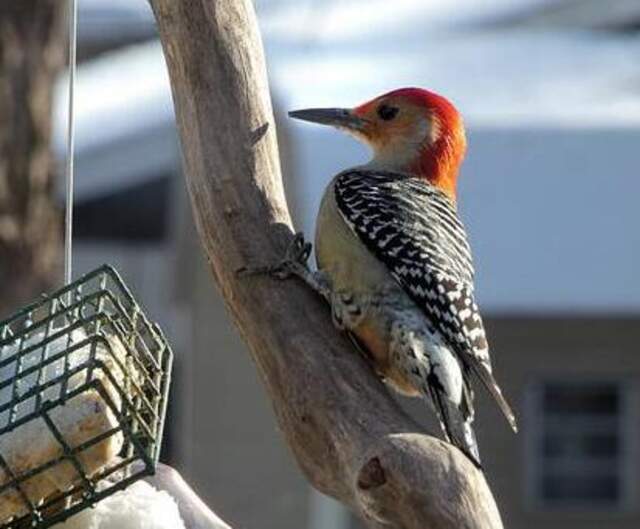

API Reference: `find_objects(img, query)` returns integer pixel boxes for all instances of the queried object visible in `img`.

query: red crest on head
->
[357,87,466,201]
[378,87,458,116]
[356,87,462,130]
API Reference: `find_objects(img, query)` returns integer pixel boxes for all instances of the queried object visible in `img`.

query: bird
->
[263,87,517,467]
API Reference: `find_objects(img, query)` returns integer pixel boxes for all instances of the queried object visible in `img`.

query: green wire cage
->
[0,265,173,528]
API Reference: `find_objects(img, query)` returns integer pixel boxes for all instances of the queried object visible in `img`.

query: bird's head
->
[289,87,466,200]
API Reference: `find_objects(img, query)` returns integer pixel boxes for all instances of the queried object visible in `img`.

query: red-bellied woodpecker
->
[261,88,517,467]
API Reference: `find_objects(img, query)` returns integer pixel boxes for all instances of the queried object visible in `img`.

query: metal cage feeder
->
[0,265,173,528]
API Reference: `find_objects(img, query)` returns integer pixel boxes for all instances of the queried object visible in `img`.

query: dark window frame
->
[525,377,637,513]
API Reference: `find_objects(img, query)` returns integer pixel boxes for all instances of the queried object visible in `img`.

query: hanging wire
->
[64,0,78,285]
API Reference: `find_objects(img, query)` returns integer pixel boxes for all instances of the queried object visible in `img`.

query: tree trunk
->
[149,0,505,527]
[0,1,65,317]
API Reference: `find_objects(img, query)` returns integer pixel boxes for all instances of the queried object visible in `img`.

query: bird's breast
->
[315,179,392,293]
[315,179,423,396]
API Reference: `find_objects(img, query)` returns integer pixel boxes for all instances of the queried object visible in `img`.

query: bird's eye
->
[377,104,399,121]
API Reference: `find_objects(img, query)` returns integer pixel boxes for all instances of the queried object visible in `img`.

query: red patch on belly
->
[354,321,419,396]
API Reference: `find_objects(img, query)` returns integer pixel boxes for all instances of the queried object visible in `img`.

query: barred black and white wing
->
[334,169,517,432]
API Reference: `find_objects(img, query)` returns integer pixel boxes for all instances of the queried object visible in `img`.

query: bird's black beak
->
[288,108,368,133]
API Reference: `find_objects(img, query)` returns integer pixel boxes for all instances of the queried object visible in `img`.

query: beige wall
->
[478,317,640,529]
[169,190,309,529]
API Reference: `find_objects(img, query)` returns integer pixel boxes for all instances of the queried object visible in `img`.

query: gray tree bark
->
[149,1,504,527]
[0,1,65,318]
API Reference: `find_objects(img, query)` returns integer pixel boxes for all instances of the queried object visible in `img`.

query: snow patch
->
[54,481,186,529]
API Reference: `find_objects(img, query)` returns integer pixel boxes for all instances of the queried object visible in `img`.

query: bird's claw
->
[237,232,312,281]
[287,232,312,264]
[269,232,312,279]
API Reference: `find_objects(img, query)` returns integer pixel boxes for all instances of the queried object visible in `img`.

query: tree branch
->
[149,1,504,527]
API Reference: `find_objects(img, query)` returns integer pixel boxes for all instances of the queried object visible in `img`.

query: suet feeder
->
[0,265,173,528]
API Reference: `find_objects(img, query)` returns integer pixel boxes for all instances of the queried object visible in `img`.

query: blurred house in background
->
[50,1,640,528]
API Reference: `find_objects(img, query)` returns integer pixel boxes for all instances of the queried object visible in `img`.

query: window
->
[527,380,633,510]
[74,176,171,242]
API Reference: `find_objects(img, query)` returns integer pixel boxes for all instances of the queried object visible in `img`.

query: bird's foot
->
[237,232,312,281]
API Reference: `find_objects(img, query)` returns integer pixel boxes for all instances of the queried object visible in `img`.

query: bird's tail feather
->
[429,386,482,469]
[469,361,518,433]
